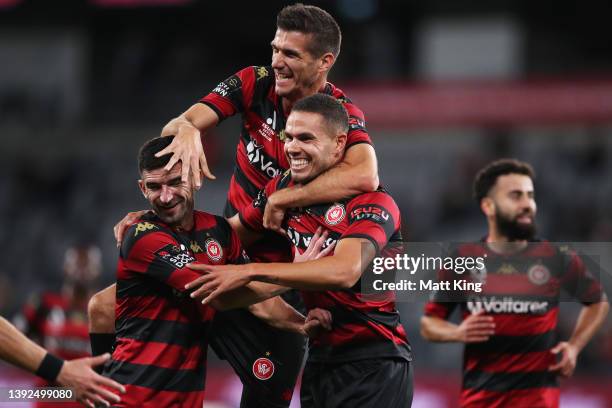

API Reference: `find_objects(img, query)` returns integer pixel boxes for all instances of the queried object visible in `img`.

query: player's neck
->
[282,76,328,113]
[172,212,195,233]
[486,228,528,254]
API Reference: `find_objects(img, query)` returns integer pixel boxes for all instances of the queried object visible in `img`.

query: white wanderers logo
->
[205,238,223,262]
[325,204,346,225]
[252,357,274,380]
[527,264,550,285]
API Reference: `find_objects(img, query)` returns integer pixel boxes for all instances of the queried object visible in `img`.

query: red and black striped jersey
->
[240,172,411,363]
[424,241,605,408]
[15,292,90,408]
[200,65,372,219]
[104,210,246,407]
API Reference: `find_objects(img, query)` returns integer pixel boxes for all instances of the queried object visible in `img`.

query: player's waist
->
[308,337,412,363]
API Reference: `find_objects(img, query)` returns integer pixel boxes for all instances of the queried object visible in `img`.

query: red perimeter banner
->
[91,0,191,6]
[344,78,612,128]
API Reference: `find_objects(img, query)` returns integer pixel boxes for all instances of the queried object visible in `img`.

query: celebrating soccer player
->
[420,159,609,407]
[101,136,320,407]
[90,4,379,406]
[185,94,413,407]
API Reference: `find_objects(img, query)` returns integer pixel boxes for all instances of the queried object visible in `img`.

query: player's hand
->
[293,227,336,263]
[456,310,495,343]
[155,125,215,189]
[186,264,252,304]
[548,341,578,378]
[113,210,148,248]
[263,192,287,235]
[56,353,125,408]
[303,308,332,339]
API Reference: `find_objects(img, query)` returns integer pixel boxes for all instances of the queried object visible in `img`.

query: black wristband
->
[35,353,65,382]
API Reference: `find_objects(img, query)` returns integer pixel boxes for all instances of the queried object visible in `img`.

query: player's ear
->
[335,132,347,155]
[481,197,495,217]
[138,180,146,198]
[319,52,335,73]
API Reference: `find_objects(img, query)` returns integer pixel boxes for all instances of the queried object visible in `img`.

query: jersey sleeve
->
[559,248,605,305]
[423,266,461,320]
[120,223,202,293]
[344,101,373,149]
[199,66,257,121]
[238,177,280,232]
[341,192,400,253]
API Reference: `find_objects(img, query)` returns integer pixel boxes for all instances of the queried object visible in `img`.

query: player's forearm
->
[271,144,379,208]
[248,297,306,335]
[567,298,609,353]
[212,281,289,310]
[420,316,461,342]
[0,317,48,373]
[248,256,361,290]
[161,103,219,136]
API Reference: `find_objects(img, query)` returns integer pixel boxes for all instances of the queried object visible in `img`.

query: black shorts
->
[209,308,306,408]
[300,358,413,408]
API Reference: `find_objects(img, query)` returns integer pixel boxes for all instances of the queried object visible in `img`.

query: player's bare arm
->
[420,311,496,343]
[158,103,220,188]
[264,143,379,232]
[88,284,116,334]
[186,237,375,304]
[0,317,125,407]
[548,296,609,378]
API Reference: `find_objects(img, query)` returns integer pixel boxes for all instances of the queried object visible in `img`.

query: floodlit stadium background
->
[1,1,612,407]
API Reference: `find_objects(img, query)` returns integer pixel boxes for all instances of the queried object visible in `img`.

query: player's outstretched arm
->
[548,296,609,378]
[88,284,117,359]
[264,144,379,232]
[158,103,220,188]
[186,237,375,305]
[248,297,306,334]
[0,317,125,407]
[420,311,495,343]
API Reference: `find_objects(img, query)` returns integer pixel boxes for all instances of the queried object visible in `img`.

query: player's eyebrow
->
[271,41,302,58]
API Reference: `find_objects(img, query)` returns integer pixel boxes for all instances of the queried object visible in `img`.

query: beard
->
[154,197,193,227]
[495,210,536,241]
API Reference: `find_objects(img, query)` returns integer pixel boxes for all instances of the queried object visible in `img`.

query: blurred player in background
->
[186,94,413,407]
[0,316,125,407]
[14,244,102,408]
[420,158,609,407]
[90,4,378,407]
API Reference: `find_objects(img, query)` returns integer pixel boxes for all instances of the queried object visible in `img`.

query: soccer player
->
[104,135,322,407]
[420,159,610,407]
[185,94,413,407]
[13,245,101,408]
[0,316,125,407]
[91,4,379,406]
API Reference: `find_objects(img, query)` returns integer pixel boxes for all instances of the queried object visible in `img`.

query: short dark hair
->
[292,94,349,135]
[277,3,341,57]
[138,136,174,174]
[473,158,535,203]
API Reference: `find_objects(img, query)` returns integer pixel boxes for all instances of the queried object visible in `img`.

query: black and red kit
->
[199,66,373,407]
[104,210,245,407]
[241,172,413,407]
[424,240,605,408]
[200,65,372,220]
[16,292,90,408]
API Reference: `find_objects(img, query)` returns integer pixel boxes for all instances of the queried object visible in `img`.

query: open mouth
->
[290,158,309,170]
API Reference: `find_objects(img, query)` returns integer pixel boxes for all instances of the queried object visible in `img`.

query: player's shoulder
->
[122,212,174,257]
[346,188,400,222]
[348,187,398,208]
[324,82,363,113]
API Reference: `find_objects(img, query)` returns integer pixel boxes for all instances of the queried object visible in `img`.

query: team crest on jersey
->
[252,357,274,380]
[527,263,551,285]
[205,238,223,262]
[325,204,346,225]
